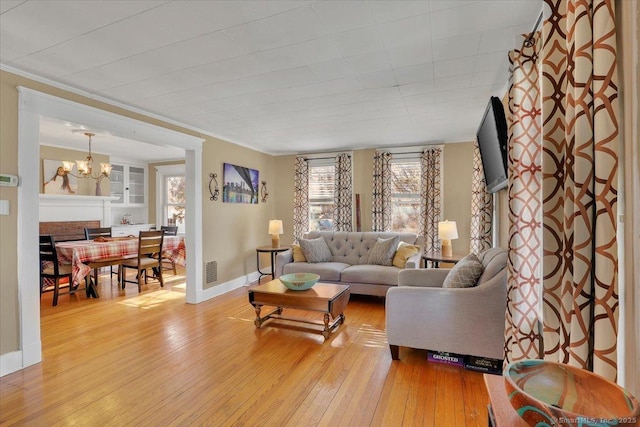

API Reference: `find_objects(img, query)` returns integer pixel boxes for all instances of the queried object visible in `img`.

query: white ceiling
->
[1,0,542,157]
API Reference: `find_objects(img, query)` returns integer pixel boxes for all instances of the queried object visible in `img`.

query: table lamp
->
[438,220,458,257]
[268,219,283,248]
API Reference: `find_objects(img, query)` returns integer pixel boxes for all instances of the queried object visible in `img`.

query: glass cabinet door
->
[110,164,125,204]
[128,166,145,205]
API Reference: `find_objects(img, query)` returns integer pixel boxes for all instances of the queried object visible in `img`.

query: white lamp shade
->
[268,219,283,235]
[100,163,112,176]
[438,220,458,240]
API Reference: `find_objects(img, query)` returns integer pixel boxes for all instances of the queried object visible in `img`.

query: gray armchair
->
[385,247,508,361]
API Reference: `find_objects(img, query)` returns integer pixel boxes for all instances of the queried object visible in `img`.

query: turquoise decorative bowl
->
[504,359,640,426]
[279,273,320,291]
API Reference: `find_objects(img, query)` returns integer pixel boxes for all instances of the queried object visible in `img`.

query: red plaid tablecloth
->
[55,236,186,286]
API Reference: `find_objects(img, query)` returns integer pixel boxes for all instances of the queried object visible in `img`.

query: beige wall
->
[273,142,476,254]
[0,73,20,354]
[39,145,111,196]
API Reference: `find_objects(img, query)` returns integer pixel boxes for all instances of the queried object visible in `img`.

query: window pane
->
[390,160,421,233]
[308,165,335,231]
[167,176,186,204]
[309,165,334,202]
[165,175,186,233]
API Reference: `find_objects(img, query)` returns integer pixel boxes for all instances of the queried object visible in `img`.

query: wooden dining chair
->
[120,230,164,292]
[40,234,74,306]
[84,226,125,286]
[159,226,178,275]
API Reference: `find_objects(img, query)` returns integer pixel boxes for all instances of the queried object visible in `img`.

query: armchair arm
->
[274,249,293,278]
[398,268,451,287]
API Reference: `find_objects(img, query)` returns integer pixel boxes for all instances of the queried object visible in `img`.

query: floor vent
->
[205,261,218,288]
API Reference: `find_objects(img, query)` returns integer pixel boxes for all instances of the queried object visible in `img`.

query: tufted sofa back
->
[303,231,420,265]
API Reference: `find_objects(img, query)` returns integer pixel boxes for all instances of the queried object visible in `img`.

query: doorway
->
[17,87,204,370]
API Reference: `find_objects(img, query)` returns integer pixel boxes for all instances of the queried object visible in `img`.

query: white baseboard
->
[0,350,24,377]
[197,271,260,302]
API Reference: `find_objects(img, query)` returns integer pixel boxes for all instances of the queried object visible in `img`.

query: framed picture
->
[222,163,259,204]
[43,159,77,194]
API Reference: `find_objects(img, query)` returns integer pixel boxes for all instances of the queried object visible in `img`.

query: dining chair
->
[159,226,178,275]
[84,226,121,285]
[120,230,164,292]
[40,234,74,306]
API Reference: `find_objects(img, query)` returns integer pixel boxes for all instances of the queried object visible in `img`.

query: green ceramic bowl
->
[279,273,320,291]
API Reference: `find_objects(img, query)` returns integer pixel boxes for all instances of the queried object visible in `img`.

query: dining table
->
[54,235,186,298]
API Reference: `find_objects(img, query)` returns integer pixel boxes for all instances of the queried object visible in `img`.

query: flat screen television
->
[476,96,508,193]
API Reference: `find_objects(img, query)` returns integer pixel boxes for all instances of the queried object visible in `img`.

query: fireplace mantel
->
[39,194,119,225]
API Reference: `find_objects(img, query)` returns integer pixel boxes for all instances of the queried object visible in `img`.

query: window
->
[165,175,186,234]
[156,164,186,235]
[308,160,335,231]
[390,159,421,233]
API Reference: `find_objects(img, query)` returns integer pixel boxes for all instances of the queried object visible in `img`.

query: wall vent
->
[204,261,218,289]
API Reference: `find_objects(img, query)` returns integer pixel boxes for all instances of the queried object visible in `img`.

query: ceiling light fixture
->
[62,130,112,195]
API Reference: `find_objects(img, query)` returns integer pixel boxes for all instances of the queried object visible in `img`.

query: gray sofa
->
[275,231,423,297]
[385,247,508,360]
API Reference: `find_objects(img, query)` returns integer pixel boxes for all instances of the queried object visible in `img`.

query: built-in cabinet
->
[112,223,155,237]
[110,163,146,206]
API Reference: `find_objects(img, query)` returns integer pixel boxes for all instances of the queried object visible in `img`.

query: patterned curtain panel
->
[372,151,392,232]
[418,147,442,252]
[293,156,309,243]
[504,31,544,365]
[333,153,353,232]
[540,0,619,381]
[469,140,493,255]
[505,0,620,381]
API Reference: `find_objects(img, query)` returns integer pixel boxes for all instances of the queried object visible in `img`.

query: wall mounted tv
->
[476,96,508,193]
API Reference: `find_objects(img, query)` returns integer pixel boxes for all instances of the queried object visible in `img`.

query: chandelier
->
[62,131,112,195]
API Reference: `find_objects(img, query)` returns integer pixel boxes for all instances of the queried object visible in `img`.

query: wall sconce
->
[209,173,219,201]
[438,220,458,257]
[268,219,283,248]
[260,180,269,203]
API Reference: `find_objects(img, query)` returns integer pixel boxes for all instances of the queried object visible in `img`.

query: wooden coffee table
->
[248,280,350,339]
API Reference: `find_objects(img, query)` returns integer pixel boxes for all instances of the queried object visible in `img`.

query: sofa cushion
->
[299,237,332,263]
[304,231,419,265]
[282,261,350,282]
[341,264,401,286]
[367,236,399,266]
[291,244,307,262]
[392,242,421,268]
[443,254,483,288]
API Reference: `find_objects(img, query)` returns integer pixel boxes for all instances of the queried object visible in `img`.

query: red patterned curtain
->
[293,156,309,243]
[505,0,620,381]
[372,151,392,232]
[469,140,493,255]
[504,31,544,364]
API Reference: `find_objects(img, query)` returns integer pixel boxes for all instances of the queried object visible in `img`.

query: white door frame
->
[16,87,205,370]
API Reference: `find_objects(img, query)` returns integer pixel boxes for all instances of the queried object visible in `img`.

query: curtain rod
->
[524,10,544,47]
[301,155,351,160]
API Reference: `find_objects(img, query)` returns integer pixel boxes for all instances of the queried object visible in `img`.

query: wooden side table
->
[484,374,529,427]
[256,246,289,281]
[422,251,465,268]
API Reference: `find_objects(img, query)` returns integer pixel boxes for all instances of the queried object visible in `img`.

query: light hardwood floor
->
[1,269,490,426]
